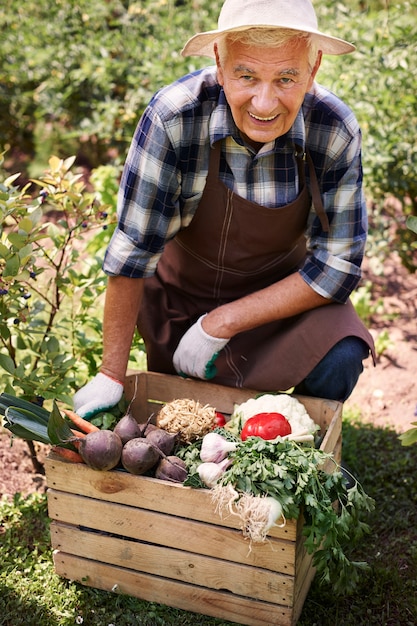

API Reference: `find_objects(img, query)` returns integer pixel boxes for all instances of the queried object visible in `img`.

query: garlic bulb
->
[200,432,237,463]
[198,458,231,488]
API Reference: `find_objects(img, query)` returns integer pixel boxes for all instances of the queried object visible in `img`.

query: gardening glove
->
[73,372,124,419]
[173,314,229,380]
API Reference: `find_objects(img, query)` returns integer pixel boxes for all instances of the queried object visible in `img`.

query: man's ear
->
[214,43,224,86]
[308,50,322,88]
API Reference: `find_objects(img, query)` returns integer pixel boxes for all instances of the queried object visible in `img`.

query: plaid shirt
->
[103,66,367,303]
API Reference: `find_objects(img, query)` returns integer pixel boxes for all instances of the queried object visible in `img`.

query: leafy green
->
[2,406,51,444]
[398,421,417,446]
[0,393,50,424]
[181,434,375,595]
[47,401,75,446]
[1,392,78,451]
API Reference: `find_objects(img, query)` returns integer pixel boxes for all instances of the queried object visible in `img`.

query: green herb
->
[180,434,375,595]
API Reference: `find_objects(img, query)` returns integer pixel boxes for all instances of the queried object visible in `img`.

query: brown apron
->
[137,141,375,391]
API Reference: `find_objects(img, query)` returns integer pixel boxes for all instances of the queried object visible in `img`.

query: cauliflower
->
[230,394,318,437]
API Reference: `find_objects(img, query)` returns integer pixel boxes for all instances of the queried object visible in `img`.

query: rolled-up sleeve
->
[299,118,367,303]
[103,105,184,278]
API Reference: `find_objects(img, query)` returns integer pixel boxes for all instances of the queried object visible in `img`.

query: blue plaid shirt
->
[103,66,367,303]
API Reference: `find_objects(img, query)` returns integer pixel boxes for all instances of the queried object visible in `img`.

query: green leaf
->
[399,424,417,446]
[0,393,50,424]
[47,401,76,446]
[4,407,50,444]
[0,354,16,375]
[3,255,20,277]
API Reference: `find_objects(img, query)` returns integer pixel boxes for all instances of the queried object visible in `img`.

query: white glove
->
[73,372,124,419]
[173,315,229,380]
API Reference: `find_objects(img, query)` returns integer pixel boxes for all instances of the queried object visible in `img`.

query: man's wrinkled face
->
[216,38,321,148]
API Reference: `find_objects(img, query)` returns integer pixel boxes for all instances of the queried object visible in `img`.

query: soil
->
[1,252,416,499]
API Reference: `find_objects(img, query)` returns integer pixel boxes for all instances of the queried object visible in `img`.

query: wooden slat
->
[48,491,296,575]
[44,457,297,541]
[53,552,295,626]
[51,522,294,605]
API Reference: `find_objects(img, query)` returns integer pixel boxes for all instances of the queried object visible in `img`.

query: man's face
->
[216,38,321,147]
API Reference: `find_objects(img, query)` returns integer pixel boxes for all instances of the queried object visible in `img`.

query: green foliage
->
[317,1,417,271]
[0,0,213,171]
[0,154,137,406]
[2,0,416,269]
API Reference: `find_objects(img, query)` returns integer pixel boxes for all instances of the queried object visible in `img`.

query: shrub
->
[0,153,143,405]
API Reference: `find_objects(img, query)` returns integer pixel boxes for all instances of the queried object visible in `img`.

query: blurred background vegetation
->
[0,0,416,403]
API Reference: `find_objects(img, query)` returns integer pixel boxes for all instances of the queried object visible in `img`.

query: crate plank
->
[45,457,297,541]
[48,490,296,575]
[51,523,294,605]
[53,552,296,626]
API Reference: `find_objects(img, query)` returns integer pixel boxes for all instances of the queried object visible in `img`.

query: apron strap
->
[305,149,330,233]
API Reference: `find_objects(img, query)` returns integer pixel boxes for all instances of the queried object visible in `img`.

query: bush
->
[0,154,143,405]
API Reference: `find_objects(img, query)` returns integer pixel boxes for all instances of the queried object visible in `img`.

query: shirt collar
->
[209,89,307,154]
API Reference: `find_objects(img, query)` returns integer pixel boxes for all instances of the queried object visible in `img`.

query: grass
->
[1,413,416,626]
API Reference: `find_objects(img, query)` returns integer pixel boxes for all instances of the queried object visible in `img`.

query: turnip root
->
[113,413,141,445]
[121,437,160,475]
[78,430,122,471]
[155,456,187,482]
[145,427,178,455]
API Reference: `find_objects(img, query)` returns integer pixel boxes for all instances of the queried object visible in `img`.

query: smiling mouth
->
[249,112,278,122]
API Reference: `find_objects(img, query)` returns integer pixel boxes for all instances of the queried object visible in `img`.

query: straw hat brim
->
[182,25,355,58]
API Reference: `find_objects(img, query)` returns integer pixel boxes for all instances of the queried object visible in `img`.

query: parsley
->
[181,434,375,594]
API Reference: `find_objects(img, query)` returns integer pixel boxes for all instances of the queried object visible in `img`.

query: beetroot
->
[113,413,141,445]
[121,437,160,475]
[155,456,188,483]
[145,427,178,455]
[78,430,122,471]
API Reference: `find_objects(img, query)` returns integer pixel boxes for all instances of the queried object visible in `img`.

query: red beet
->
[113,413,141,445]
[121,437,160,475]
[78,430,122,471]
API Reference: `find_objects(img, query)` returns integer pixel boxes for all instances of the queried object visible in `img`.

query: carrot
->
[70,428,87,438]
[67,429,86,450]
[51,445,84,464]
[62,408,100,434]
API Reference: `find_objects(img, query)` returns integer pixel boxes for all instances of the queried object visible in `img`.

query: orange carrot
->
[51,445,84,463]
[62,408,100,434]
[68,429,86,450]
[70,429,86,438]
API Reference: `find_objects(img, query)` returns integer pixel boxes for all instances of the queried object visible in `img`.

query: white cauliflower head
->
[231,394,318,437]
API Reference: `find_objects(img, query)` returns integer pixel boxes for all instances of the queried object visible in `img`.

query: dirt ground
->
[1,252,416,499]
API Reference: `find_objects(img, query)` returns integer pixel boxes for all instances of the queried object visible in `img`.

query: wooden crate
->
[45,371,342,626]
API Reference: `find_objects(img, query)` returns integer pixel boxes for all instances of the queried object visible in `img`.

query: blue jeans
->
[293,336,370,402]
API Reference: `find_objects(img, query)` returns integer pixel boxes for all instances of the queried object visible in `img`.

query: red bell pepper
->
[240,412,291,441]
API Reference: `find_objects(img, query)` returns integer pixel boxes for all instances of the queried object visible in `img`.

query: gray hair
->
[216,28,319,70]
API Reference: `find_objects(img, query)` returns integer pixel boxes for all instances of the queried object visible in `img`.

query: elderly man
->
[74,0,375,418]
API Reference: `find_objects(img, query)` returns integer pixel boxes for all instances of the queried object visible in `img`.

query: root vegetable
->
[113,413,142,444]
[200,432,237,463]
[62,408,100,433]
[78,430,123,471]
[145,427,178,455]
[156,398,216,443]
[137,422,158,436]
[51,446,84,464]
[155,456,188,482]
[121,437,160,475]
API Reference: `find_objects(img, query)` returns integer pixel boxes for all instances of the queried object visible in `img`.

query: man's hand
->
[173,314,229,380]
[73,372,124,419]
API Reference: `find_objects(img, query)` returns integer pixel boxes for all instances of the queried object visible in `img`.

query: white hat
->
[181,0,355,58]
